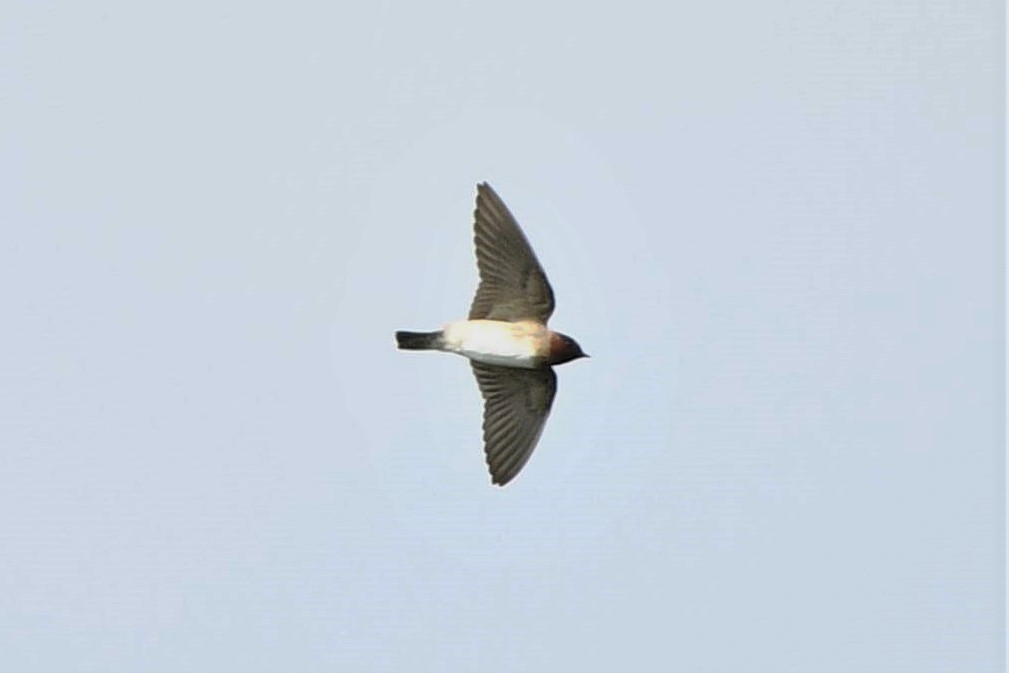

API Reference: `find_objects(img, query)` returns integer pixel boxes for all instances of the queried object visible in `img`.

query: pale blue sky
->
[2,2,1003,672]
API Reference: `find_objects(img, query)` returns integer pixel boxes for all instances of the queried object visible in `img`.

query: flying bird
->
[396,183,588,486]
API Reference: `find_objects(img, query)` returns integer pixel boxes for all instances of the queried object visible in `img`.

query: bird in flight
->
[396,183,588,486]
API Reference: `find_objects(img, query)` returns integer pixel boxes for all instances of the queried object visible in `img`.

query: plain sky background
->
[1,2,1003,672]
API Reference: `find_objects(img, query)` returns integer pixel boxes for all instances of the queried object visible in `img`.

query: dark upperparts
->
[548,332,589,366]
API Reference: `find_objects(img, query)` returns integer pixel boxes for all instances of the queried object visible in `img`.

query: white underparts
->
[440,319,547,369]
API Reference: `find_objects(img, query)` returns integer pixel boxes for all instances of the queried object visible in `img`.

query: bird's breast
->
[442,320,550,369]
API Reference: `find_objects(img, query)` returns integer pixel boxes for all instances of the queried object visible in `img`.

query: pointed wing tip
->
[476,182,497,200]
[487,458,517,487]
[474,182,492,215]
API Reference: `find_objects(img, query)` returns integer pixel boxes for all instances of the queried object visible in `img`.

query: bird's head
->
[548,332,589,366]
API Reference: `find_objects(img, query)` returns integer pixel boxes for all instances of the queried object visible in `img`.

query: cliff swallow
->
[396,183,588,486]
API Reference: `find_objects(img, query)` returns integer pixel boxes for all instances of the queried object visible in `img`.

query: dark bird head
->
[548,332,589,366]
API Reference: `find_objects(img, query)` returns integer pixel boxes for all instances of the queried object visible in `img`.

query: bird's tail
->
[395,330,444,351]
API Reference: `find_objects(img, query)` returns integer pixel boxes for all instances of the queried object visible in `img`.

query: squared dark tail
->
[395,330,443,350]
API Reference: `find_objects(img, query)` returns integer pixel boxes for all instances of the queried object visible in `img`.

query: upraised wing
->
[469,183,555,323]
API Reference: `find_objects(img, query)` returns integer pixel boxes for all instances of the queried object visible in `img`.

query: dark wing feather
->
[471,362,557,486]
[469,183,555,322]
